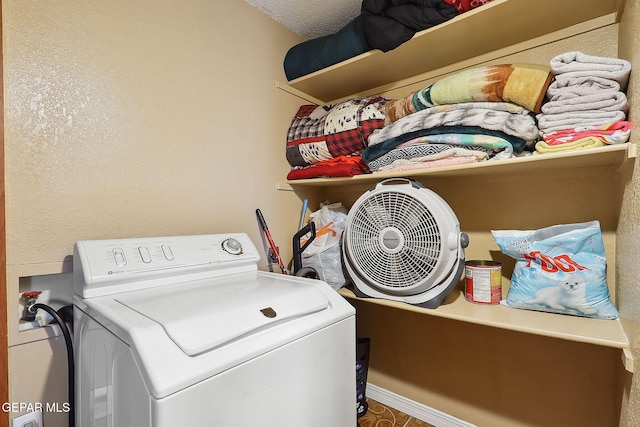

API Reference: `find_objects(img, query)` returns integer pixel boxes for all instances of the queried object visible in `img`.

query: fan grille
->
[346,190,442,290]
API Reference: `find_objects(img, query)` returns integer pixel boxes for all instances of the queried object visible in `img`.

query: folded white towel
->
[541,91,628,114]
[537,110,626,135]
[546,75,620,98]
[550,51,632,88]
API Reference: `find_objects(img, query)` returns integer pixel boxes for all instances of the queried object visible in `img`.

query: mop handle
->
[256,209,288,275]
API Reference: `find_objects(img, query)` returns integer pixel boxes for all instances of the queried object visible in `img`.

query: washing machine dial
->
[221,238,243,255]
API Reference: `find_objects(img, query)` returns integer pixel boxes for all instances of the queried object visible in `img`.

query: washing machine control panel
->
[74,233,261,298]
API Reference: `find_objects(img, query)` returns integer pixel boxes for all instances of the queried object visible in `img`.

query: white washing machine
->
[73,233,356,427]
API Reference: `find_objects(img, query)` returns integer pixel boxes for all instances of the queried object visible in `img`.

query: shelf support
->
[276,182,294,192]
[622,347,634,373]
[275,81,325,105]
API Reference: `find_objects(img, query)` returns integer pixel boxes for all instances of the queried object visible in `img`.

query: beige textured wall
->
[617,1,640,426]
[3,0,304,425]
[3,0,303,266]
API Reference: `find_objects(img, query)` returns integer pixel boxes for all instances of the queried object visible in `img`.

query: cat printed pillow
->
[492,221,619,320]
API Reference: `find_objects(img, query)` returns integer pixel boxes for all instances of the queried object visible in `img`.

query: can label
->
[465,261,502,304]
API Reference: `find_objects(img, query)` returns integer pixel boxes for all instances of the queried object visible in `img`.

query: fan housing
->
[342,178,468,308]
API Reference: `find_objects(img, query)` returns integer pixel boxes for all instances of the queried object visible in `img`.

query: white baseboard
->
[365,383,477,427]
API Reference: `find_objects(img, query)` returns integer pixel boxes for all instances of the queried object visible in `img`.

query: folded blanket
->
[541,91,628,115]
[375,155,481,173]
[534,137,605,155]
[384,63,552,124]
[371,102,539,146]
[546,75,621,98]
[286,96,389,167]
[287,156,367,180]
[542,121,631,145]
[549,51,632,88]
[537,110,627,136]
[284,16,369,81]
[367,138,493,171]
[364,126,524,165]
[364,125,528,164]
[361,0,458,52]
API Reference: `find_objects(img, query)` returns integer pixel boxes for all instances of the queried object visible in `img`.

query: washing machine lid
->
[115,273,329,356]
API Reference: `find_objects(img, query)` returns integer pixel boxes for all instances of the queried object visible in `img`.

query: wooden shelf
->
[339,286,634,371]
[279,0,633,376]
[286,143,637,188]
[280,0,622,103]
[298,144,636,373]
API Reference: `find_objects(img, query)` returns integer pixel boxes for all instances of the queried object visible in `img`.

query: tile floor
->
[358,399,435,427]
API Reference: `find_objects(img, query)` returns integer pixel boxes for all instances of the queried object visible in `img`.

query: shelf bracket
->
[275,81,325,105]
[276,182,294,192]
[614,143,638,175]
[622,347,634,373]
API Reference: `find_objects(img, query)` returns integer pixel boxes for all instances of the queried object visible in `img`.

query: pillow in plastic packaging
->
[491,220,619,319]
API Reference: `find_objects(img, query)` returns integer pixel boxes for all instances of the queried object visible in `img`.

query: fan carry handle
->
[370,177,424,191]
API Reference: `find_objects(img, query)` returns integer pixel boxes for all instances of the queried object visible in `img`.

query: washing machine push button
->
[112,248,127,266]
[161,244,174,261]
[138,246,153,263]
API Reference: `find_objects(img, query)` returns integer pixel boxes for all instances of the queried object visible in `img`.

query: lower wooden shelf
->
[338,285,634,372]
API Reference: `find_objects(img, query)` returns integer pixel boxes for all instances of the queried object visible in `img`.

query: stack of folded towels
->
[535,51,632,154]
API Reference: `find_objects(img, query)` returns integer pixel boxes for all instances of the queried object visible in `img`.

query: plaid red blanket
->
[286,96,389,167]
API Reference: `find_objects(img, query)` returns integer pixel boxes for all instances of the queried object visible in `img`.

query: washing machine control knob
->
[222,238,243,255]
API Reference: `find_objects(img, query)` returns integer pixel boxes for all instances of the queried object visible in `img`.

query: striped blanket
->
[384,63,552,124]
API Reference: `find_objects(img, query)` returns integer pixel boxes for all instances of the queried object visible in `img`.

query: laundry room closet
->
[278,0,639,426]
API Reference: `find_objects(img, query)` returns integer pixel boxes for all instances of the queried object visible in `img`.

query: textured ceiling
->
[244,0,361,39]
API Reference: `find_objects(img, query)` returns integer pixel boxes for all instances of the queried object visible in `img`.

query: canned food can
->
[464,260,502,304]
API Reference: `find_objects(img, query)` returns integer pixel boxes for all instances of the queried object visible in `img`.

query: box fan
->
[342,178,469,308]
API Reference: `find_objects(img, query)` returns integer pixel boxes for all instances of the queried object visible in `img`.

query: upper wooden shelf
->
[280,0,623,104]
[286,143,637,188]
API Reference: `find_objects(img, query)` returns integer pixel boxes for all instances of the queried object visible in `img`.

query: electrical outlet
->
[12,410,43,427]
